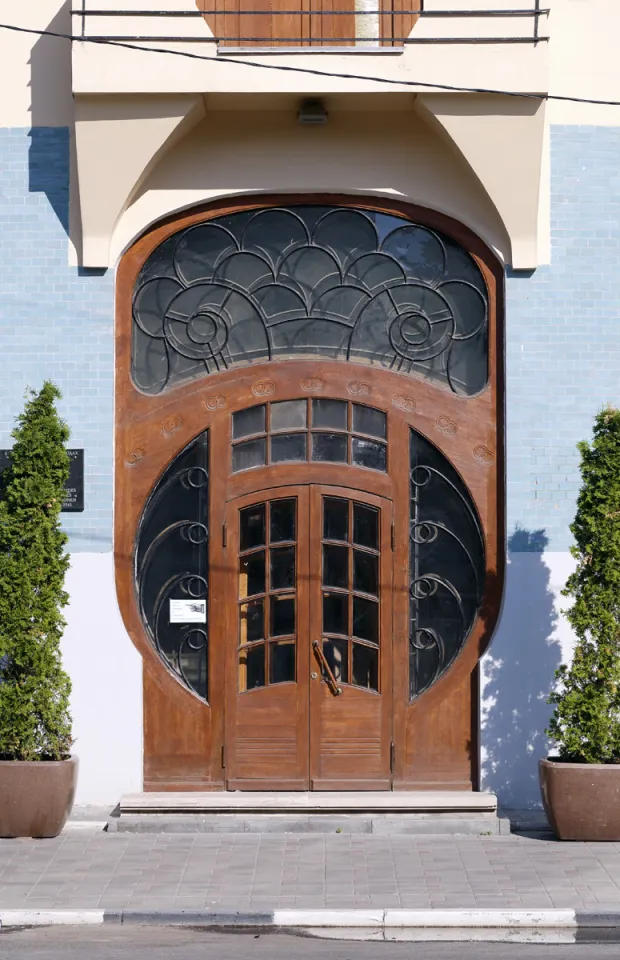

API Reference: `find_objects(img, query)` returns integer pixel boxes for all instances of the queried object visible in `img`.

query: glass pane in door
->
[318,497,380,693]
[238,498,298,692]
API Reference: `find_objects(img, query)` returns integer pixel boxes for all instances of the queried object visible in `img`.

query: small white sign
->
[169,599,206,624]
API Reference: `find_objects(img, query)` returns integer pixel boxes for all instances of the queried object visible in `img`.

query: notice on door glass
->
[169,599,206,624]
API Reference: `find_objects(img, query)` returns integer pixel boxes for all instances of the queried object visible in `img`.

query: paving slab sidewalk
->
[1,832,620,913]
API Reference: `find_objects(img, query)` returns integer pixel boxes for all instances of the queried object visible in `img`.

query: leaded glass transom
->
[231,398,387,473]
[132,206,488,396]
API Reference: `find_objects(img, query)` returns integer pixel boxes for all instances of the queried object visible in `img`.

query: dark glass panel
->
[270,596,296,637]
[353,550,378,597]
[241,643,266,691]
[353,596,379,644]
[271,399,307,432]
[409,428,485,699]
[239,599,264,644]
[270,642,296,684]
[270,546,296,591]
[324,498,348,542]
[353,504,378,550]
[233,405,266,439]
[352,404,386,439]
[352,643,378,692]
[270,499,296,543]
[178,631,209,701]
[352,437,387,472]
[323,639,349,684]
[312,398,347,430]
[270,433,307,464]
[239,551,265,599]
[232,438,266,472]
[135,431,209,702]
[323,593,348,636]
[240,503,266,551]
[311,433,347,463]
[323,544,349,589]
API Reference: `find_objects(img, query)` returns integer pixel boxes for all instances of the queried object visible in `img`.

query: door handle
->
[312,640,342,697]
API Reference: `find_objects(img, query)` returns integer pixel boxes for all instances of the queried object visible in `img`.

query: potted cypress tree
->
[0,382,77,838]
[540,406,620,841]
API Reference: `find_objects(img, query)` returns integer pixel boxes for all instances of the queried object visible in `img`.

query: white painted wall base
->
[61,553,143,805]
[59,550,575,809]
[480,551,577,810]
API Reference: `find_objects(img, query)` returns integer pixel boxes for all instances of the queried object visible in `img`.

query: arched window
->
[132,206,488,398]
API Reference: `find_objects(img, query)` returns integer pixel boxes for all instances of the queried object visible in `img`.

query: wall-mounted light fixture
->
[297,99,328,125]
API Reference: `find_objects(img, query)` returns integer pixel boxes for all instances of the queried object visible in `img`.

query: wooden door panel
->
[206,0,356,46]
[309,486,393,789]
[225,487,310,789]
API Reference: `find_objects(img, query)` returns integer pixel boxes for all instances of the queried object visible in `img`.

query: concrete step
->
[112,792,504,835]
[120,791,498,814]
[109,812,507,835]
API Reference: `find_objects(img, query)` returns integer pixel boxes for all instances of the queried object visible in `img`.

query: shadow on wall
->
[28,2,73,236]
[481,527,562,809]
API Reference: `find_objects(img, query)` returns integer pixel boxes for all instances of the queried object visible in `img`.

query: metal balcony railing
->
[72,3,550,49]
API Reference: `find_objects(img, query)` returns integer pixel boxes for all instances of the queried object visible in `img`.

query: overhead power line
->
[2,20,620,107]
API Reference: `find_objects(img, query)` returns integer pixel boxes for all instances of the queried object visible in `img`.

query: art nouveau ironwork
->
[132,206,488,397]
[135,431,209,700]
[409,428,485,698]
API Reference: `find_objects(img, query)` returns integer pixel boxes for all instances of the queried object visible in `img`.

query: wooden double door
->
[224,484,393,790]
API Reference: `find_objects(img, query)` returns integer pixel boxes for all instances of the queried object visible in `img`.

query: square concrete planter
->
[540,757,620,841]
[0,756,78,838]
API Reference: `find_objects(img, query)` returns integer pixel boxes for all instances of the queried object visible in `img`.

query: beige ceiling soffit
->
[414,94,546,270]
[75,96,206,267]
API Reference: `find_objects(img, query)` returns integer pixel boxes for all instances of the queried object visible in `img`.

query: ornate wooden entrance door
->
[116,195,504,793]
[224,485,393,790]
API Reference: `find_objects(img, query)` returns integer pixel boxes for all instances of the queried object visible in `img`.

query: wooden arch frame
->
[115,194,505,791]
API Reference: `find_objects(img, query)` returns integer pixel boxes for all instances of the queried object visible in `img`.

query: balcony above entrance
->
[71,1,550,96]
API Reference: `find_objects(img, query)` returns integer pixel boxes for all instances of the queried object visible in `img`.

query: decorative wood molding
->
[251,379,276,398]
[392,394,416,413]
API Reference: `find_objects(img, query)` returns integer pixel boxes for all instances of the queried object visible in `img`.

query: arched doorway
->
[115,197,504,792]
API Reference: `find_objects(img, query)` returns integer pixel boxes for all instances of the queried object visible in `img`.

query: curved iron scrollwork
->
[132,206,488,397]
[409,429,485,698]
[135,432,209,700]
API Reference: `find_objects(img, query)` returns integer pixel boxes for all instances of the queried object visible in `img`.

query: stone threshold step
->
[109,812,507,835]
[120,791,497,815]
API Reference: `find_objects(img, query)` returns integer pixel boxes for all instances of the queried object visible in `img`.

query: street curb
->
[3,908,620,931]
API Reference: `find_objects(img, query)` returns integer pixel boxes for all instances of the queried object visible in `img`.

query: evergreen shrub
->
[0,382,73,761]
[547,407,620,764]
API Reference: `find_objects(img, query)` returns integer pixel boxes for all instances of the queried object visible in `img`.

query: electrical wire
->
[3,19,620,107]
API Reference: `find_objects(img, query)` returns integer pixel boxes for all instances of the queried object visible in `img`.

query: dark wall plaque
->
[0,448,84,513]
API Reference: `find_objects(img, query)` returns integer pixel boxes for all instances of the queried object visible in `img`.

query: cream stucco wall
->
[110,104,512,264]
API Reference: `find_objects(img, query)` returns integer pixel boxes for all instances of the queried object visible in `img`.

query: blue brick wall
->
[0,125,619,554]
[506,126,620,551]
[0,128,114,552]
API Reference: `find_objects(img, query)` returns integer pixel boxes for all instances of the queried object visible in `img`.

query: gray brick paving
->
[1,834,620,910]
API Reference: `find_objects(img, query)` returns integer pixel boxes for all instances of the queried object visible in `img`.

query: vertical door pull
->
[312,640,343,696]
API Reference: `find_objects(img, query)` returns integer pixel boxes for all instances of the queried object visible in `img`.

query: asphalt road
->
[1,928,620,960]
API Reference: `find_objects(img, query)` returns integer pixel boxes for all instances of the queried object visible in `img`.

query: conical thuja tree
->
[0,382,73,761]
[548,406,620,764]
